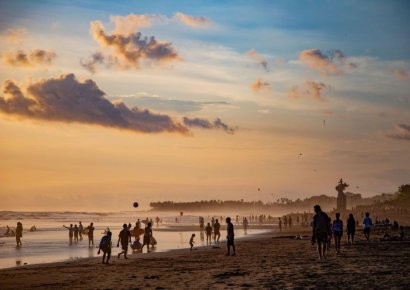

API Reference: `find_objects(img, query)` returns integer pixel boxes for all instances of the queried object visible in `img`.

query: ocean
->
[0,211,269,269]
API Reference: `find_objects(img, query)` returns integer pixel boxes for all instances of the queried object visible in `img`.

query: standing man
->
[225,217,235,256]
[213,219,221,243]
[79,221,84,240]
[312,205,329,260]
[87,222,95,247]
[363,212,373,241]
[117,224,131,259]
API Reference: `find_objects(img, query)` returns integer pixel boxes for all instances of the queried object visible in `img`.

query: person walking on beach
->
[214,219,221,243]
[332,213,343,254]
[63,224,74,245]
[226,217,235,256]
[243,217,248,234]
[142,222,153,253]
[133,221,140,241]
[87,223,95,247]
[312,205,329,260]
[98,231,112,264]
[205,222,212,244]
[363,212,373,241]
[347,213,356,244]
[189,233,195,251]
[79,221,83,240]
[15,222,23,246]
[117,224,131,259]
[73,224,79,243]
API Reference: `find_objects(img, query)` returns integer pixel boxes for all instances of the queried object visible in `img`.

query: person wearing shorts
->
[312,205,330,260]
[117,224,131,259]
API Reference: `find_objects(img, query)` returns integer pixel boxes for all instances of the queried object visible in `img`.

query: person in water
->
[213,219,221,243]
[347,213,356,244]
[117,224,131,259]
[78,221,84,240]
[226,217,235,256]
[312,205,329,260]
[73,224,79,243]
[15,222,23,246]
[98,231,112,264]
[363,212,373,241]
[87,223,95,247]
[205,222,212,245]
[142,222,153,253]
[332,213,343,254]
[189,233,195,251]
[63,224,74,245]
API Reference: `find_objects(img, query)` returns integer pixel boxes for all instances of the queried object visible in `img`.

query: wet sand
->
[1,229,409,289]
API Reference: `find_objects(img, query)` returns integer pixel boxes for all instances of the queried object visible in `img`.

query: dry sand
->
[1,230,409,289]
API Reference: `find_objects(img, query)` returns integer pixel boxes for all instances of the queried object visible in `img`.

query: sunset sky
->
[1,0,409,211]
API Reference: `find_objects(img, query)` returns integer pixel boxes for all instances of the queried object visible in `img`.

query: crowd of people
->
[311,205,405,261]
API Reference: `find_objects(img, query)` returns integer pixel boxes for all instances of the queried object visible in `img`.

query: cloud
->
[289,81,329,102]
[2,49,56,68]
[387,124,410,141]
[89,20,180,70]
[299,49,357,76]
[391,67,408,80]
[110,14,154,35]
[1,28,26,44]
[0,74,189,135]
[246,49,269,71]
[174,12,212,28]
[183,117,236,134]
[251,79,270,92]
[80,52,106,74]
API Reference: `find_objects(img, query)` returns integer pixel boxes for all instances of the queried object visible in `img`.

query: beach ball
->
[133,202,139,208]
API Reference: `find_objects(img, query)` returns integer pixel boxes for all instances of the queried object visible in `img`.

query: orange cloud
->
[246,49,269,71]
[88,20,180,71]
[1,28,26,44]
[251,79,270,92]
[2,49,56,68]
[299,49,356,76]
[174,12,212,28]
[0,74,189,135]
[289,81,329,102]
[110,14,154,35]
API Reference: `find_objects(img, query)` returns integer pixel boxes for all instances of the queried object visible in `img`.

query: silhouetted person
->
[6,225,10,235]
[117,224,131,259]
[347,213,356,244]
[78,221,84,240]
[278,217,282,232]
[214,219,221,242]
[205,222,212,244]
[284,216,288,228]
[63,224,74,244]
[133,221,140,241]
[312,205,329,260]
[98,231,112,264]
[87,223,95,247]
[243,217,248,234]
[73,224,79,243]
[332,213,343,254]
[226,217,235,256]
[363,212,372,241]
[142,222,153,253]
[16,222,23,246]
[189,233,195,251]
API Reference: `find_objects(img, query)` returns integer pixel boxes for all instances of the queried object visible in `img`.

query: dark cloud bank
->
[0,74,235,135]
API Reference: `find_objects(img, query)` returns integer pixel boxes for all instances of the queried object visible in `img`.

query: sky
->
[0,0,409,211]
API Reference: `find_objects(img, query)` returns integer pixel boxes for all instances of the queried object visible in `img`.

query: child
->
[98,231,112,264]
[332,213,343,253]
[189,234,195,251]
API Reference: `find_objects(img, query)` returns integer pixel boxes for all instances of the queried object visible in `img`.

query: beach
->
[1,229,409,289]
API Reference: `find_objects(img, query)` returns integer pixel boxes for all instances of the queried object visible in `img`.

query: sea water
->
[0,211,268,269]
